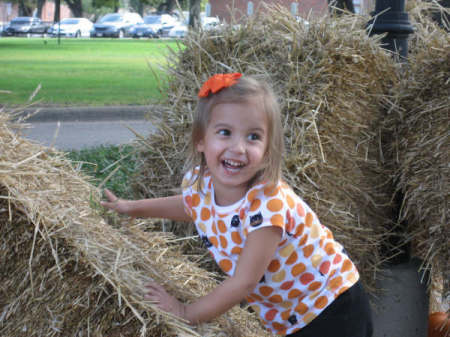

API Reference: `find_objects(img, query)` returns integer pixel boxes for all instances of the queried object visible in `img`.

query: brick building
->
[0,2,19,23]
[209,0,327,22]
[208,0,374,23]
[39,1,72,21]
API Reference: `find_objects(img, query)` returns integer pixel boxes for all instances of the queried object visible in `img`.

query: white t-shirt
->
[182,168,359,335]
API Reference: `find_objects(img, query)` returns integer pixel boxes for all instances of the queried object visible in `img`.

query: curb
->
[17,105,151,122]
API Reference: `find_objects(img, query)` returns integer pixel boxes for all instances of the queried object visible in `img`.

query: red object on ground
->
[428,312,449,337]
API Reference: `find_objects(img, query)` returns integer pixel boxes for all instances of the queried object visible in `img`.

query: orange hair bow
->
[198,73,242,98]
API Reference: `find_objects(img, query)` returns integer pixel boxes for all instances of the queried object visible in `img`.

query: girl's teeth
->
[223,160,244,168]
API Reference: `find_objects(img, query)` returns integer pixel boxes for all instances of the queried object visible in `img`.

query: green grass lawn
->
[66,144,139,199]
[0,38,180,106]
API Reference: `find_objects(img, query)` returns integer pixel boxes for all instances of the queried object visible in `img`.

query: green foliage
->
[82,0,112,21]
[90,0,168,14]
[91,0,118,12]
[66,144,139,199]
[200,0,208,11]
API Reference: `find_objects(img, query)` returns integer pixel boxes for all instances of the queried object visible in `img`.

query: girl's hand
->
[100,188,130,215]
[144,281,187,321]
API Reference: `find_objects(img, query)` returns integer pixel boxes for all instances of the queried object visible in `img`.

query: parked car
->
[202,16,220,31]
[48,18,93,38]
[167,21,188,38]
[159,13,189,37]
[0,22,7,37]
[3,17,51,36]
[295,16,310,27]
[91,12,143,38]
[129,14,178,38]
[167,16,221,39]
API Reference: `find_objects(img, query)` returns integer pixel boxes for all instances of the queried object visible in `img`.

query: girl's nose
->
[231,136,246,153]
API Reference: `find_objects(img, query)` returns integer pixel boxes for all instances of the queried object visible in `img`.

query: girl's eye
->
[248,133,261,141]
[218,129,230,136]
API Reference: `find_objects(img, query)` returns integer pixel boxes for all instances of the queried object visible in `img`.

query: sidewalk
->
[19,105,151,122]
[19,105,430,337]
[18,105,156,150]
[371,258,429,337]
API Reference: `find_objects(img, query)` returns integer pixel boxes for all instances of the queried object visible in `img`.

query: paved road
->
[17,106,429,337]
[17,105,155,150]
[371,259,429,337]
[22,119,155,150]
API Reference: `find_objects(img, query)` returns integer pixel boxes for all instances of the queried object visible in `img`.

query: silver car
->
[129,14,178,38]
[3,17,50,36]
[91,13,143,38]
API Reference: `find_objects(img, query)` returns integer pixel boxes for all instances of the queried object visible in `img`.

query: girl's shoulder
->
[181,167,197,189]
[245,180,313,215]
[246,179,295,204]
[182,167,211,194]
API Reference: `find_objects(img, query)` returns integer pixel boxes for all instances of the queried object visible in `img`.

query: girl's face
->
[196,97,269,206]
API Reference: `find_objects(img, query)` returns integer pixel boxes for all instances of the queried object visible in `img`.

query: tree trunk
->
[65,0,83,17]
[18,0,33,16]
[137,1,143,16]
[157,0,177,13]
[130,0,143,16]
[189,0,201,28]
[36,0,45,18]
[54,0,60,22]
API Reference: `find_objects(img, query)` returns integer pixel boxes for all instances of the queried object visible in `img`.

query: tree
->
[156,0,203,30]
[65,0,83,17]
[91,0,119,13]
[12,0,82,19]
[36,0,45,18]
[54,0,60,22]
[189,0,200,28]
[157,0,177,12]
[129,0,144,15]
[91,0,163,14]
[17,0,33,16]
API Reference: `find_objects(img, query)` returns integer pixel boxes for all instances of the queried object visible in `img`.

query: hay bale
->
[133,5,401,292]
[0,111,270,337]
[383,2,450,311]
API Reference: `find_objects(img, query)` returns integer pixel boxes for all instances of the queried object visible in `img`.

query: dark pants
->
[287,280,373,337]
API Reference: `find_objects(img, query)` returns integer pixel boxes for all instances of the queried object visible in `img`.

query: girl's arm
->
[101,188,191,222]
[145,225,283,324]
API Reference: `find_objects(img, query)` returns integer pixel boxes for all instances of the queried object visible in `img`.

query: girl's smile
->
[196,97,269,206]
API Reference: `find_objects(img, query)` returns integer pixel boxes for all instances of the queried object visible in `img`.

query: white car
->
[168,21,188,38]
[0,22,6,36]
[295,16,310,27]
[49,18,93,38]
[202,16,220,31]
[168,16,220,38]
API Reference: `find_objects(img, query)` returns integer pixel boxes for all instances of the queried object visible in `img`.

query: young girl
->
[101,73,373,337]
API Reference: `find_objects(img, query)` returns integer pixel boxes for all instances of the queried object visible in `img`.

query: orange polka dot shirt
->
[182,169,360,336]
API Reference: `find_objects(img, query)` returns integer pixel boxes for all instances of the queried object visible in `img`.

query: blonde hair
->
[185,75,284,190]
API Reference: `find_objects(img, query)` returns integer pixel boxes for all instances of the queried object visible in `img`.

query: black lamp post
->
[368,0,414,60]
